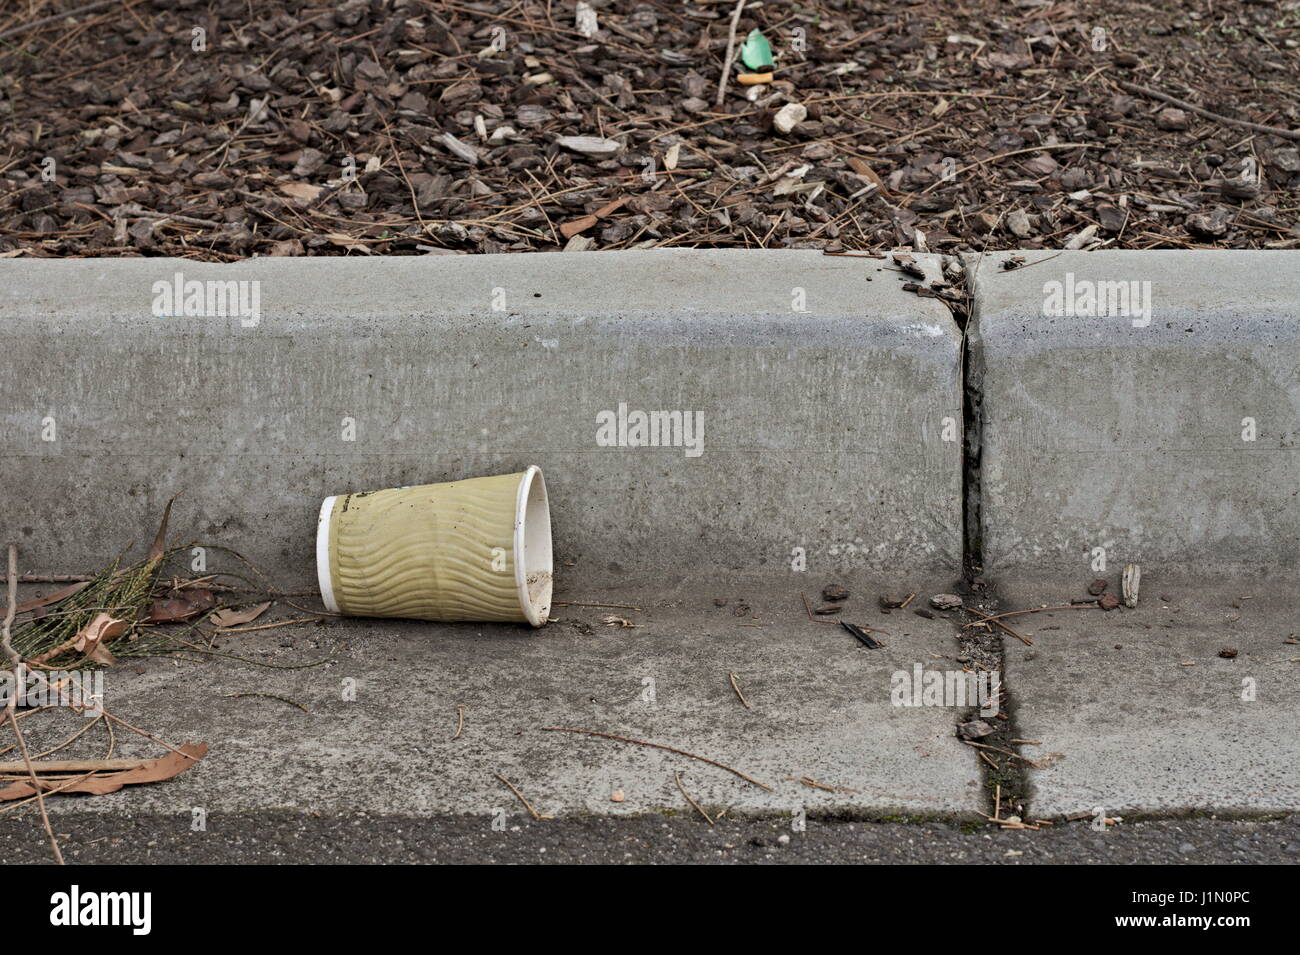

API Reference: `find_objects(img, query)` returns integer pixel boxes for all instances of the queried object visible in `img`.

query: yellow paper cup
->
[316,466,552,626]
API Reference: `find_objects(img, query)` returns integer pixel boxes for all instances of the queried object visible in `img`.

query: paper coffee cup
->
[316,466,552,626]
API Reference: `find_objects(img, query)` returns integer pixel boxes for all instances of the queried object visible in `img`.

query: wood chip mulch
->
[1,0,1297,260]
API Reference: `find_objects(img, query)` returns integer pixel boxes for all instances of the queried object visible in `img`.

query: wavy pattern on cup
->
[329,475,522,622]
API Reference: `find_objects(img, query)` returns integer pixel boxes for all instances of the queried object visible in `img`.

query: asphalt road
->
[2,811,1295,864]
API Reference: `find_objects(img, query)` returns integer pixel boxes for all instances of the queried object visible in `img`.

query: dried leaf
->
[146,589,216,623]
[146,494,177,565]
[209,601,271,628]
[15,581,90,614]
[0,743,208,800]
[559,196,627,238]
[73,612,127,665]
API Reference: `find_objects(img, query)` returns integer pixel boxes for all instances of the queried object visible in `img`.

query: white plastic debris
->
[773,103,807,135]
[1122,563,1140,608]
[575,1,598,39]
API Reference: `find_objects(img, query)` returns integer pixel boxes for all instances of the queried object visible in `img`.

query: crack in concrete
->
[952,256,1031,821]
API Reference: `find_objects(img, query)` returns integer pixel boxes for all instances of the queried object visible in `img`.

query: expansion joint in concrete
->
[951,259,1025,818]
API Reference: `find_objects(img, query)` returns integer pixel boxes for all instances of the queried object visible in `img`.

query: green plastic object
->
[739,29,773,71]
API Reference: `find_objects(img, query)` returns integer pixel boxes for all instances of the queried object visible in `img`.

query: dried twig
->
[1117,80,1300,142]
[715,0,748,108]
[964,606,1033,647]
[210,616,323,633]
[728,672,751,709]
[452,704,465,740]
[969,605,1104,625]
[961,738,1053,769]
[800,592,840,624]
[495,773,549,820]
[674,772,714,824]
[551,601,642,611]
[3,543,64,864]
[542,726,773,791]
[787,775,858,793]
[0,0,123,43]
[0,757,144,773]
[1,544,17,668]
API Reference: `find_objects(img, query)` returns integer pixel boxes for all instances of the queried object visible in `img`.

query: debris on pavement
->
[541,726,773,792]
[821,584,850,602]
[930,594,963,611]
[495,774,551,821]
[146,588,218,623]
[208,601,273,629]
[728,672,752,709]
[674,772,713,825]
[958,719,996,740]
[0,743,208,802]
[1087,578,1108,596]
[786,775,861,794]
[1122,563,1141,608]
[840,621,884,650]
[320,468,552,626]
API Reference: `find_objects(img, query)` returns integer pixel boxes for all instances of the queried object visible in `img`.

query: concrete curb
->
[966,250,1299,578]
[1,250,963,585]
